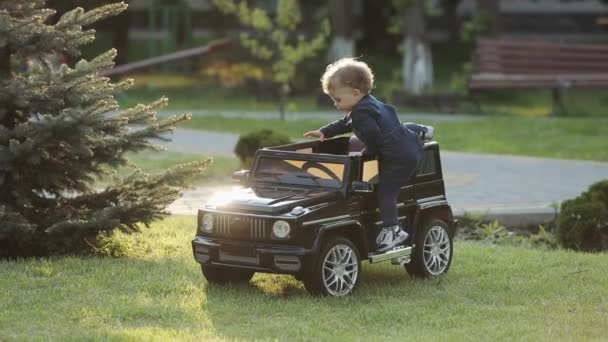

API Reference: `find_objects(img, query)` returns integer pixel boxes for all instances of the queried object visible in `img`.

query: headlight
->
[272,220,291,239]
[201,213,214,233]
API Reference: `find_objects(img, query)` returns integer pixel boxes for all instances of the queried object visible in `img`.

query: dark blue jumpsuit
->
[320,94,423,228]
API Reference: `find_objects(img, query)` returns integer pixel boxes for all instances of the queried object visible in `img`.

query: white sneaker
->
[376,228,392,246]
[376,225,408,253]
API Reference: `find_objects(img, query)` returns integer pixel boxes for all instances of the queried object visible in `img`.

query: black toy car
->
[192,137,455,297]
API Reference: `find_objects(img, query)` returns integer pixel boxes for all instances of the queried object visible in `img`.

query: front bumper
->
[192,236,313,274]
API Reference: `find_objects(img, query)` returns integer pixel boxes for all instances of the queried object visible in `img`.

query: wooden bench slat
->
[478,38,608,53]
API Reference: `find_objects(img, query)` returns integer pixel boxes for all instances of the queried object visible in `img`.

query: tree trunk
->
[328,0,354,61]
[402,0,433,95]
[279,84,286,121]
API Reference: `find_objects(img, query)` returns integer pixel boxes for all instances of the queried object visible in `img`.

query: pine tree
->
[0,1,208,257]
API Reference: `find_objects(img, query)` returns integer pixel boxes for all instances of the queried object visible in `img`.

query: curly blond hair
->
[320,57,375,94]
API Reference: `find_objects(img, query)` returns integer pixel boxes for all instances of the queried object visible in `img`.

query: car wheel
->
[201,265,255,285]
[405,219,453,278]
[303,236,361,297]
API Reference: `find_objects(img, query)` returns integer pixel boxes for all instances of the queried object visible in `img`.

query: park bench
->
[469,38,608,114]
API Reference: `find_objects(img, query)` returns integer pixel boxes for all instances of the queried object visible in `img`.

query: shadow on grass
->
[199,263,450,340]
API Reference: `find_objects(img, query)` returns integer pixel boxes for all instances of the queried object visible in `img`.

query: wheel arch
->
[413,202,455,240]
[312,219,369,261]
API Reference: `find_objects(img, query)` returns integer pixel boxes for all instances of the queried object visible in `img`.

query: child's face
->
[327,86,364,113]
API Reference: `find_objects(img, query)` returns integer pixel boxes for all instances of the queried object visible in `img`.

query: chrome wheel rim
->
[322,244,359,296]
[423,226,451,275]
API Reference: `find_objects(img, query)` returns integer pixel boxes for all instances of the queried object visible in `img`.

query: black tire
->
[201,265,255,285]
[303,236,361,297]
[405,219,453,278]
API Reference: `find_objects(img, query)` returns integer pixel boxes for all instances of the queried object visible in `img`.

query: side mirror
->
[351,180,373,193]
[232,170,250,185]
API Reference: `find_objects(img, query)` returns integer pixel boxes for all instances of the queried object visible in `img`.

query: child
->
[304,58,424,252]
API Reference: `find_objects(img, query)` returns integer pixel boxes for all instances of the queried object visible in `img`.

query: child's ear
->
[353,88,362,97]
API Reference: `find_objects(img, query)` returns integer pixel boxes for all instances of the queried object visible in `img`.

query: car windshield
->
[254,157,346,189]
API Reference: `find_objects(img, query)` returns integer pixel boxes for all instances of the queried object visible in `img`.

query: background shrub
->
[557,180,608,252]
[234,129,291,168]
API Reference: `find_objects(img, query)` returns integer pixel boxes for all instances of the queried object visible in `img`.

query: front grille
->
[214,215,268,240]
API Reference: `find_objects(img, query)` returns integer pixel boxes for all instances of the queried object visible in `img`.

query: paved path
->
[159,110,480,123]
[163,129,608,225]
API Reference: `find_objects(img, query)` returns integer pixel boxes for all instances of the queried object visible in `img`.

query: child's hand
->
[303,129,324,141]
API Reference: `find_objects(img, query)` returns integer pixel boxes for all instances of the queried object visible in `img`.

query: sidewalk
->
[158,110,479,123]
[163,129,608,226]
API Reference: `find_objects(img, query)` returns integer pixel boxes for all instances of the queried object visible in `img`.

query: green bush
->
[557,180,608,252]
[234,129,291,168]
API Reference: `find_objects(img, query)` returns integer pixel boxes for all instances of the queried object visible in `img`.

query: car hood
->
[205,185,341,215]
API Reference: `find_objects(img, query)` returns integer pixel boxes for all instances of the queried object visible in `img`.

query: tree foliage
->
[557,180,608,252]
[234,129,290,168]
[212,0,330,118]
[0,0,208,257]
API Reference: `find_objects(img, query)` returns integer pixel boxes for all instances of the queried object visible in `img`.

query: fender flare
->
[310,219,369,262]
[412,201,455,242]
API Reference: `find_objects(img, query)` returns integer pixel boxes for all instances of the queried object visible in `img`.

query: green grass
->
[100,151,240,186]
[183,115,608,162]
[116,78,608,117]
[1,216,607,340]
[117,86,320,112]
[467,88,608,118]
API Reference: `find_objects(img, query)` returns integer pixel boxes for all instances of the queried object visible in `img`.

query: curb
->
[453,207,558,228]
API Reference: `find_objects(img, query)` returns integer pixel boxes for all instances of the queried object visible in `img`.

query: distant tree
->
[391,0,435,95]
[328,0,354,61]
[0,0,208,257]
[212,0,330,120]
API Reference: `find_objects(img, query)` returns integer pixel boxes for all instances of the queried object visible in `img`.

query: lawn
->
[1,216,607,340]
[101,151,240,186]
[182,115,608,162]
[130,152,240,184]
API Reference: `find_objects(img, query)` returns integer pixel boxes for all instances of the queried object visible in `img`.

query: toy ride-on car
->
[192,136,456,297]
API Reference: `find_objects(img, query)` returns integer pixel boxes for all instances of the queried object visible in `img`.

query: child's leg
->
[375,161,417,251]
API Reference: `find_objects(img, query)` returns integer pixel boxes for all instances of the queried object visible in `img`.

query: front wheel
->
[303,236,361,297]
[201,265,255,285]
[405,219,453,278]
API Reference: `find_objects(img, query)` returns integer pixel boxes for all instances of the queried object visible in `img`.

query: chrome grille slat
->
[214,214,267,240]
[250,218,266,240]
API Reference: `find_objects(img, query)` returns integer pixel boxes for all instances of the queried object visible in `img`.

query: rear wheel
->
[201,265,255,285]
[303,236,361,297]
[405,219,453,278]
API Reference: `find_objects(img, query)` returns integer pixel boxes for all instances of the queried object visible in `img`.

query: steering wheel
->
[301,161,341,182]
